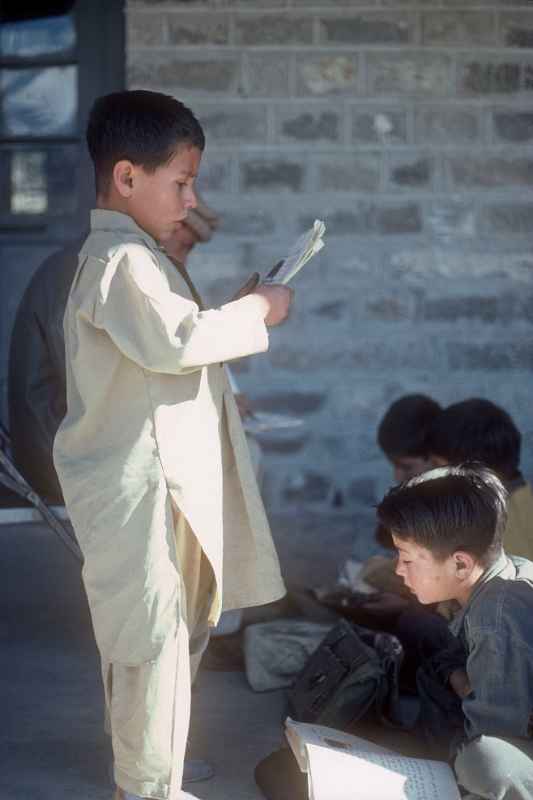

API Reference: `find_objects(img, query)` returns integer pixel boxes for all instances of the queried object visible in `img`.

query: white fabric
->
[53,209,285,669]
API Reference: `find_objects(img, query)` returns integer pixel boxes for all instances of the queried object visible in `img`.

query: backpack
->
[287,618,402,731]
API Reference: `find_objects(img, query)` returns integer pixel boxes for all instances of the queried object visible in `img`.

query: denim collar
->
[449,551,511,636]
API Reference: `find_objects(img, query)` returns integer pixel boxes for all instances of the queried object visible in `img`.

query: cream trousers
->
[103,508,214,799]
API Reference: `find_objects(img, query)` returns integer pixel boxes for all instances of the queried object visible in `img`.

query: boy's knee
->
[455,735,533,800]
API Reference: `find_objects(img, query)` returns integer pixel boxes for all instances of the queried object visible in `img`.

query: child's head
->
[377,394,442,483]
[86,90,205,242]
[376,464,507,606]
[430,398,521,482]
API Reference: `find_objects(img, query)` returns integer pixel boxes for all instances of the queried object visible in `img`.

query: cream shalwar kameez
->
[53,210,286,799]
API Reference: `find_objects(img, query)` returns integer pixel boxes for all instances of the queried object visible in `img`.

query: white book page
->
[265,220,326,285]
[285,718,392,772]
[306,742,461,800]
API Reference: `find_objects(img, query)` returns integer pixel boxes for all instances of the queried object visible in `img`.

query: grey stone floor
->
[1,512,377,800]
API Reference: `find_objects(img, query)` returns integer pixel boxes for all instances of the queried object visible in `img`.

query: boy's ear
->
[453,550,476,580]
[113,160,135,198]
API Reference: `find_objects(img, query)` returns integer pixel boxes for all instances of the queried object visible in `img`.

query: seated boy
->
[431,398,533,561]
[361,393,442,595]
[53,90,293,800]
[377,464,533,800]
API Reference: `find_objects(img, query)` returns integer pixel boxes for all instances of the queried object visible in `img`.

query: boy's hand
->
[449,668,472,698]
[253,283,294,327]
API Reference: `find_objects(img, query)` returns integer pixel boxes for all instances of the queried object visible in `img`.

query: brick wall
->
[127,0,533,526]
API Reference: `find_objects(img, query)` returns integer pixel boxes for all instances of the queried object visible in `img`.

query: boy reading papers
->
[377,464,533,800]
[53,90,292,800]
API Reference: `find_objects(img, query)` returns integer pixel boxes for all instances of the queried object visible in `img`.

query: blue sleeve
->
[463,614,533,741]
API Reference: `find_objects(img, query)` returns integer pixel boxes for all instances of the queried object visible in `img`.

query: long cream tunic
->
[53,209,285,667]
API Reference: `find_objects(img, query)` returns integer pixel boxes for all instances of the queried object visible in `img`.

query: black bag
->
[287,618,402,731]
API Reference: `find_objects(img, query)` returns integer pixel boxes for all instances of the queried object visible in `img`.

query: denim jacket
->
[449,552,533,742]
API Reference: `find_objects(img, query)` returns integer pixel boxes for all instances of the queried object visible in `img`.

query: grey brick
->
[167,13,228,45]
[127,11,167,46]
[388,154,433,190]
[318,154,381,192]
[374,203,422,235]
[291,0,376,5]
[241,158,304,192]
[196,104,267,143]
[415,107,479,145]
[366,297,411,321]
[196,156,231,193]
[387,249,533,281]
[276,108,341,144]
[219,210,276,236]
[500,12,533,48]
[296,54,359,96]
[224,0,288,6]
[447,155,533,189]
[128,54,240,93]
[522,63,533,90]
[458,60,521,94]
[257,433,308,455]
[421,295,516,323]
[244,54,290,97]
[313,300,347,320]
[268,345,338,371]
[367,52,451,96]
[479,202,533,234]
[425,199,476,239]
[300,210,362,236]
[349,338,439,370]
[317,13,412,45]
[352,109,408,145]
[422,11,496,45]
[447,342,533,371]
[255,392,325,414]
[493,111,533,142]
[302,202,422,236]
[234,14,312,45]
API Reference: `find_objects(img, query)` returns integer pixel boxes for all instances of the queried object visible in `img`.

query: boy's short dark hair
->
[86,90,205,195]
[376,464,507,566]
[431,399,521,481]
[377,394,441,458]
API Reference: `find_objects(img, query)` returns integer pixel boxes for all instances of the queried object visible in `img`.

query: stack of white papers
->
[266,219,326,285]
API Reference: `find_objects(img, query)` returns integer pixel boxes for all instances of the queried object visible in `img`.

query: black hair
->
[430,399,521,482]
[376,464,507,566]
[86,90,205,195]
[377,394,442,458]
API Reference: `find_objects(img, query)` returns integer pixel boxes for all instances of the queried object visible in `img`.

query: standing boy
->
[53,90,292,800]
[377,465,533,800]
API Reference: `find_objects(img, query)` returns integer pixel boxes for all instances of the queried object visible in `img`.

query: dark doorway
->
[0,0,125,423]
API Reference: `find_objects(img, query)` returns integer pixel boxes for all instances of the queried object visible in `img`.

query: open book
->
[265,220,326,285]
[285,718,461,800]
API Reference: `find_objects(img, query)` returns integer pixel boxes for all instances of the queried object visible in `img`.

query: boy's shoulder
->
[81,227,157,266]
[466,556,533,641]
